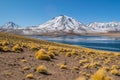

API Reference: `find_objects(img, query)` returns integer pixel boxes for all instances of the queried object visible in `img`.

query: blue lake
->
[28,35,120,52]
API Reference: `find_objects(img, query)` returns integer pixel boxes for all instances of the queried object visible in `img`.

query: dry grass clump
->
[36,65,48,74]
[12,44,23,52]
[1,46,9,52]
[104,59,111,64]
[89,62,101,68]
[110,69,120,76]
[21,42,27,48]
[111,65,119,69]
[91,68,112,80]
[110,65,120,76]
[47,51,55,58]
[83,63,89,69]
[76,76,86,80]
[73,66,79,70]
[58,63,67,69]
[48,46,55,51]
[23,66,30,70]
[114,53,120,56]
[102,66,110,71]
[21,59,27,63]
[26,73,34,79]
[48,46,59,56]
[65,52,71,57]
[29,43,39,50]
[79,59,89,64]
[71,49,78,55]
[35,49,51,61]
[1,41,9,46]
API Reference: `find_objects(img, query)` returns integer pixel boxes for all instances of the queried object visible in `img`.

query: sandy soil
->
[0,48,120,80]
[0,32,120,80]
[0,49,83,80]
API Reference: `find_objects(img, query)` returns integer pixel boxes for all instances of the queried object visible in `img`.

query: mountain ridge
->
[25,15,88,35]
[0,21,21,29]
[0,15,120,35]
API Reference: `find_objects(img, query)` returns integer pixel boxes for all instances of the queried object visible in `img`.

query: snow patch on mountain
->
[0,22,21,29]
[87,22,120,33]
[0,15,120,35]
[28,15,87,35]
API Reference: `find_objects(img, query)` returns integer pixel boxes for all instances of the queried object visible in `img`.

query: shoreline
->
[82,33,120,37]
[26,32,120,38]
[26,33,120,53]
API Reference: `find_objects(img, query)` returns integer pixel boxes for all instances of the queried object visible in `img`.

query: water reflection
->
[28,35,120,52]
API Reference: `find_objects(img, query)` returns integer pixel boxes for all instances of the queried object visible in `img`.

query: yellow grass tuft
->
[111,65,119,69]
[59,64,67,69]
[26,73,34,79]
[73,66,79,70]
[29,43,39,50]
[2,46,9,51]
[35,49,51,61]
[48,51,55,58]
[12,44,23,52]
[36,65,48,74]
[76,76,86,80]
[23,66,30,70]
[65,52,71,57]
[21,59,27,63]
[110,69,120,76]
[91,68,112,80]
[79,59,89,64]
[71,49,77,55]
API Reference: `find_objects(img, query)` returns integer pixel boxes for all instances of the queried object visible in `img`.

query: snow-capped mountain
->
[0,15,120,36]
[0,22,24,34]
[24,15,87,35]
[0,22,21,29]
[87,22,120,33]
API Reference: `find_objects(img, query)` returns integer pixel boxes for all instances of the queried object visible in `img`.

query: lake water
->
[28,35,120,52]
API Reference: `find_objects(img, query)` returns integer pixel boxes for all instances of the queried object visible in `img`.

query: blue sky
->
[0,0,120,26]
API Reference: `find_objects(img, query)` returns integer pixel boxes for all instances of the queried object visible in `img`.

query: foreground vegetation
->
[0,32,120,80]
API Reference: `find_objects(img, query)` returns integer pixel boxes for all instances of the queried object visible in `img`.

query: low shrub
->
[12,44,23,52]
[110,69,120,76]
[65,52,71,57]
[48,51,55,58]
[111,65,119,69]
[91,68,112,80]
[76,76,86,80]
[23,66,30,70]
[79,59,89,64]
[71,50,77,55]
[35,49,51,61]
[2,46,9,51]
[21,59,27,63]
[26,73,34,79]
[29,43,39,50]
[36,65,48,74]
[59,64,67,69]
[73,66,79,70]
